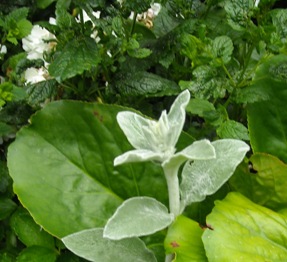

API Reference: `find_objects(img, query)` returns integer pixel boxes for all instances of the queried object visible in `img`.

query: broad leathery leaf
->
[62,228,157,262]
[217,120,249,140]
[49,37,101,82]
[164,216,207,262]
[249,153,287,210]
[10,207,54,249]
[17,246,58,262]
[7,101,168,238]
[180,139,249,208]
[115,71,180,97]
[247,54,287,163]
[104,197,174,240]
[202,192,287,261]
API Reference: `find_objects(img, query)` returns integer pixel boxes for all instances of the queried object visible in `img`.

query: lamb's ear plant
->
[62,90,249,262]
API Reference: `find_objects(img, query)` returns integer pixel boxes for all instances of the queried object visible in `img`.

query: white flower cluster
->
[22,25,56,84]
[129,3,161,28]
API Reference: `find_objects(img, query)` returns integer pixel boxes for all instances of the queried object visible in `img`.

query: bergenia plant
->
[62,90,250,262]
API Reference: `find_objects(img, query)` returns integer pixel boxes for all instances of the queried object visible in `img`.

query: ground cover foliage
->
[1,0,287,261]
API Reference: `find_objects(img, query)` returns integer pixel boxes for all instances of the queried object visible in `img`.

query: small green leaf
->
[180,139,249,207]
[17,246,57,262]
[36,0,57,9]
[49,37,101,82]
[186,98,215,117]
[164,216,207,262]
[104,197,174,240]
[16,19,33,39]
[10,207,55,248]
[211,36,233,64]
[62,228,157,262]
[217,120,249,140]
[202,192,287,261]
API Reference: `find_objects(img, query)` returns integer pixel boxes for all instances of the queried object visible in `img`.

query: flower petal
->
[114,149,163,166]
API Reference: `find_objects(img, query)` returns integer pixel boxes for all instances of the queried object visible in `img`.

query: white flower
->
[22,25,56,61]
[76,10,101,42]
[49,17,57,25]
[24,67,48,84]
[254,0,260,7]
[129,3,161,21]
[0,45,7,54]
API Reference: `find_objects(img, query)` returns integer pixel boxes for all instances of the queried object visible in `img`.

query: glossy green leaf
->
[7,101,169,238]
[164,216,207,262]
[10,207,54,248]
[248,153,287,210]
[62,228,157,262]
[217,120,249,140]
[17,246,57,262]
[248,54,287,163]
[180,139,249,207]
[104,197,174,240]
[49,37,101,82]
[202,192,287,261]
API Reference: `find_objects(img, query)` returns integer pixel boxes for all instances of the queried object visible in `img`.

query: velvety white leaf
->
[116,111,155,150]
[163,139,216,169]
[180,139,249,208]
[114,149,163,166]
[62,228,157,262]
[167,89,190,148]
[103,197,174,240]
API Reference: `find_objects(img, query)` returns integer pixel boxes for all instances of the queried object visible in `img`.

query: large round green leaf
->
[248,54,287,163]
[202,192,287,261]
[7,101,169,238]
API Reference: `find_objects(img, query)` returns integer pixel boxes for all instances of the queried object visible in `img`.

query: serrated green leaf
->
[16,19,33,39]
[127,48,152,59]
[164,216,207,262]
[10,207,55,248]
[17,246,58,262]
[104,197,173,240]
[49,37,101,82]
[26,79,57,105]
[217,120,249,140]
[115,71,180,97]
[186,98,215,117]
[211,36,233,64]
[272,9,287,39]
[224,0,254,31]
[62,228,157,262]
[247,54,287,163]
[202,192,287,261]
[180,139,249,208]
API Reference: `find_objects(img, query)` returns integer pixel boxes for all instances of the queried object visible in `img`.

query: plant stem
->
[163,163,181,262]
[163,165,181,218]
